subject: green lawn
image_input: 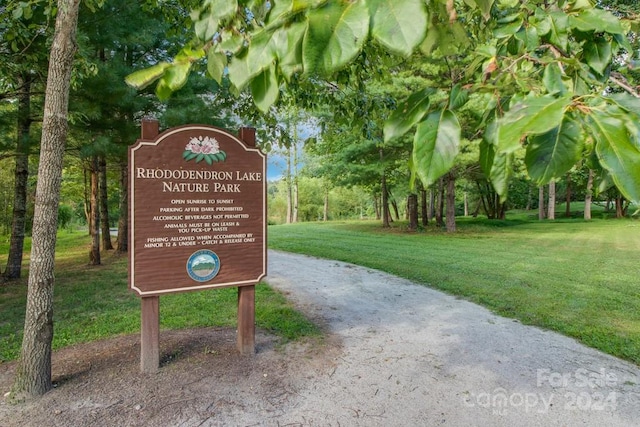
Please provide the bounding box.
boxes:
[2,214,638,365]
[0,230,320,362]
[268,215,640,364]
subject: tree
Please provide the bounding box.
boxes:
[12,0,82,398]
[0,2,51,281]
[128,0,640,208]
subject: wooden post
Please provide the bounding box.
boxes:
[237,127,257,355]
[237,285,256,354]
[139,118,160,373]
[141,296,160,373]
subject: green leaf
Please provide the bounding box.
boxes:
[525,117,584,185]
[543,63,565,95]
[268,0,327,25]
[196,153,205,163]
[383,88,432,142]
[246,29,279,78]
[204,154,213,165]
[548,11,569,51]
[227,51,251,91]
[475,0,495,21]
[207,50,227,84]
[303,0,370,75]
[125,62,170,89]
[186,152,199,161]
[369,0,427,56]
[479,138,495,178]
[583,38,611,76]
[412,110,461,188]
[159,62,192,92]
[493,16,523,38]
[569,8,625,35]
[449,84,469,110]
[497,95,572,153]
[587,111,640,203]
[514,26,539,51]
[219,29,245,54]
[607,94,640,119]
[489,150,511,202]
[183,150,192,159]
[272,21,307,79]
[251,65,280,112]
[194,14,219,41]
[218,151,227,161]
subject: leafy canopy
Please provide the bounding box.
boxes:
[126,0,640,203]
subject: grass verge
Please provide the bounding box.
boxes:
[0,230,320,362]
[268,215,640,365]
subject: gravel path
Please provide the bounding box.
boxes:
[264,250,640,426]
[2,250,639,426]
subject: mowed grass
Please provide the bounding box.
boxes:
[0,231,320,362]
[269,215,640,364]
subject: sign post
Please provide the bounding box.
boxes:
[129,119,266,372]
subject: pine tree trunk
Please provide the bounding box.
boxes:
[420,189,427,226]
[445,173,456,232]
[584,169,593,221]
[435,177,445,227]
[548,181,556,220]
[99,156,113,251]
[408,194,418,231]
[12,0,81,397]
[116,161,128,253]
[390,197,400,221]
[89,157,101,265]
[373,193,381,220]
[565,174,571,218]
[3,74,32,281]
[381,173,390,228]
[427,189,434,222]
[538,186,546,220]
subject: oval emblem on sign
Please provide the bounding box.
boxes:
[186,250,221,282]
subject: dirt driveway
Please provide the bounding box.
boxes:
[1,250,639,426]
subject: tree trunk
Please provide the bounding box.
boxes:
[285,145,292,223]
[381,173,390,228]
[548,181,556,220]
[435,177,445,227]
[525,184,532,211]
[373,193,381,220]
[292,177,298,223]
[565,174,571,218]
[615,195,625,218]
[3,74,32,281]
[390,196,400,221]
[538,186,546,220]
[323,188,329,221]
[89,157,101,265]
[463,191,468,217]
[445,173,456,232]
[99,156,113,251]
[292,142,298,223]
[420,189,427,226]
[116,161,128,253]
[12,0,81,398]
[427,189,435,223]
[408,194,418,231]
[584,169,593,221]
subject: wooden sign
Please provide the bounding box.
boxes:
[129,124,266,296]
